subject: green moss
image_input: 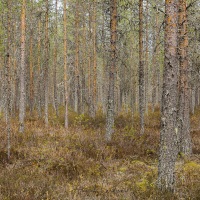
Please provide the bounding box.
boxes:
[131,160,146,166]
[184,161,200,171]
[136,178,148,192]
[119,167,127,173]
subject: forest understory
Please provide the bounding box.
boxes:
[0,106,200,200]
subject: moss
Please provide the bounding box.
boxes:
[184,161,200,172]
[131,160,145,165]
[136,178,148,192]
[119,167,127,173]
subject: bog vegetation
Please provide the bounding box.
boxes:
[0,0,200,199]
[0,107,200,199]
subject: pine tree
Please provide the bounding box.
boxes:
[158,0,179,192]
[19,0,26,133]
[106,0,117,141]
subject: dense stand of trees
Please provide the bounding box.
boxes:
[0,0,199,193]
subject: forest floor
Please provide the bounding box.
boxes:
[0,106,200,200]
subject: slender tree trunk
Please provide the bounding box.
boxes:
[63,0,68,129]
[131,61,137,122]
[19,0,26,133]
[37,14,42,118]
[92,0,97,117]
[88,9,94,117]
[145,0,149,114]
[102,2,107,114]
[5,51,11,160]
[152,7,159,112]
[53,0,58,116]
[139,0,145,134]
[5,0,11,159]
[13,23,18,116]
[44,0,49,127]
[116,72,120,113]
[195,85,199,108]
[106,0,117,141]
[191,88,195,114]
[82,8,87,114]
[29,29,34,114]
[177,0,192,155]
[157,0,179,192]
[28,0,34,114]
[74,0,80,113]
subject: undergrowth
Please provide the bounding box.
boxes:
[0,106,199,199]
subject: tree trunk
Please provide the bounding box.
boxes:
[139,0,145,134]
[82,7,87,114]
[177,0,192,156]
[44,0,49,127]
[74,0,80,113]
[88,8,94,117]
[106,0,117,141]
[19,0,26,133]
[152,7,159,112]
[13,23,18,116]
[37,14,42,118]
[63,0,68,129]
[145,0,149,114]
[157,0,179,192]
[53,0,58,116]
[102,2,107,114]
[29,28,34,114]
[5,0,12,159]
[92,0,97,118]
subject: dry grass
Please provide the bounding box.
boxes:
[0,107,199,200]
